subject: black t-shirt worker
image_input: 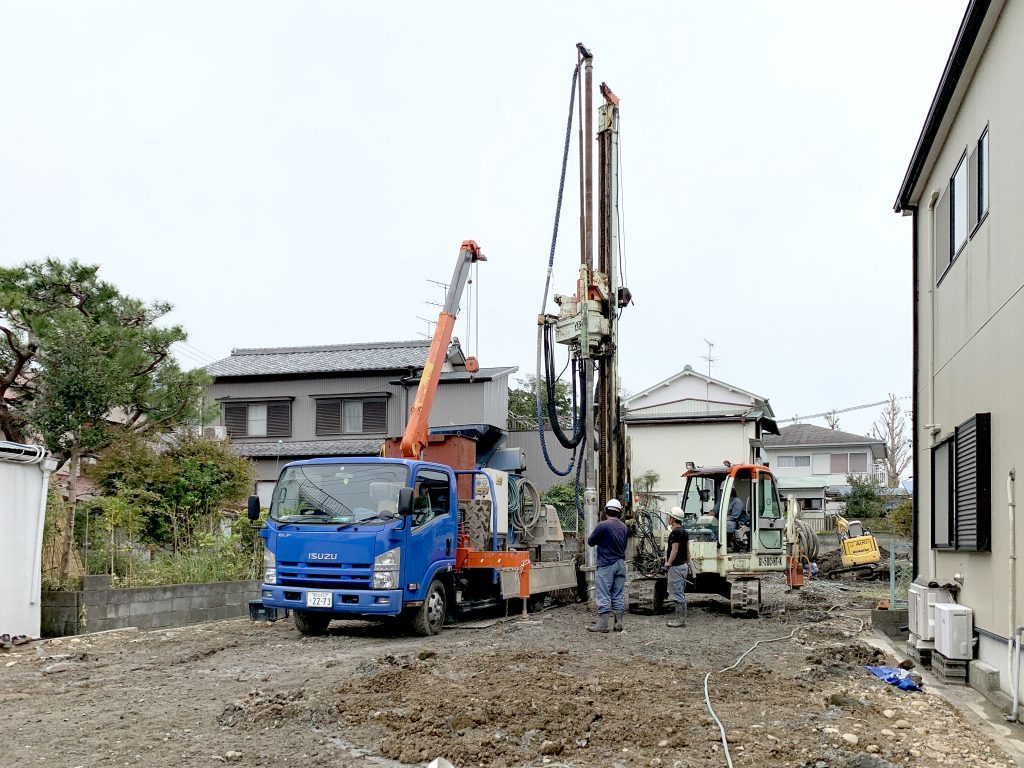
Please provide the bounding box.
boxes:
[587,499,629,633]
[665,506,692,628]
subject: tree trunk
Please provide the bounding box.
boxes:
[0,400,26,444]
[59,444,80,583]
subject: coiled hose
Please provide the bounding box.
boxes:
[794,519,820,563]
[509,478,544,536]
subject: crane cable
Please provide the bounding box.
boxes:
[535,59,582,477]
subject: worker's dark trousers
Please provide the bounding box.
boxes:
[595,559,626,615]
[667,564,688,606]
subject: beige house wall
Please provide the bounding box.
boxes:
[911,0,1024,698]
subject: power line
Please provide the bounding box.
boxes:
[778,396,911,425]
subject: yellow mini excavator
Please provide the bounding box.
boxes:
[826,516,884,579]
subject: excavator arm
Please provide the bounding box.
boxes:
[400,240,486,459]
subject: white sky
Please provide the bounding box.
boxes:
[0,1,967,439]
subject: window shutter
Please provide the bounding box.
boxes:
[830,454,847,474]
[954,413,991,551]
[316,399,342,436]
[224,404,247,438]
[848,453,868,473]
[363,400,387,433]
[267,401,292,437]
[935,184,951,279]
[968,145,980,229]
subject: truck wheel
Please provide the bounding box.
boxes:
[293,610,331,636]
[411,581,446,636]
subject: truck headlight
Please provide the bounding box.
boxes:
[264,546,276,585]
[373,548,400,590]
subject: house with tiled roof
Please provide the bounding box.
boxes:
[204,338,516,504]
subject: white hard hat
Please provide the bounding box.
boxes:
[605,499,623,511]
[669,506,685,522]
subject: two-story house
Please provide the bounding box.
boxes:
[895,0,1022,713]
[205,339,516,504]
[761,424,888,515]
[624,365,779,511]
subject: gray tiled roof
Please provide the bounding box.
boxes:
[230,438,384,458]
[762,423,883,448]
[207,340,432,378]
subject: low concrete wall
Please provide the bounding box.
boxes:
[41,575,259,637]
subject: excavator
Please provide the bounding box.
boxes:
[825,515,884,580]
[628,460,814,617]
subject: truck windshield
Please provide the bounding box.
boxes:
[270,464,410,526]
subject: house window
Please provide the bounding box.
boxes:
[316,397,387,436]
[935,183,951,279]
[970,127,989,229]
[830,452,868,475]
[247,404,267,437]
[800,498,823,512]
[930,413,991,552]
[931,439,953,549]
[968,127,990,234]
[777,455,810,468]
[223,401,291,438]
[951,153,968,256]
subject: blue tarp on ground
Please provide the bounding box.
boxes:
[865,665,922,691]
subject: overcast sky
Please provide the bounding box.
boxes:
[0,1,967,439]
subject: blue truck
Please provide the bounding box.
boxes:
[248,243,578,635]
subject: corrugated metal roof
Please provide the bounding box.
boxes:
[208,340,432,378]
[230,438,383,458]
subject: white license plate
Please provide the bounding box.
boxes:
[306,591,333,608]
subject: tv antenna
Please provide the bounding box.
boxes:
[700,339,719,409]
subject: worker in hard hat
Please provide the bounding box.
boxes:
[586,498,628,633]
[665,507,692,628]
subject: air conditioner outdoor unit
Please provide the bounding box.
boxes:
[203,426,228,441]
[908,583,954,641]
[934,603,974,660]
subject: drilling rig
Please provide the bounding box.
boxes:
[538,44,631,583]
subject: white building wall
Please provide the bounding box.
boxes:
[763,446,879,487]
[628,421,757,511]
[912,0,1024,703]
[0,446,54,638]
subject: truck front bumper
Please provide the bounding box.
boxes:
[260,584,404,616]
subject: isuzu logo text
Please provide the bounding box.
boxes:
[309,553,338,560]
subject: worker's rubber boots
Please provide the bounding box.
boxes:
[587,614,611,633]
[666,604,686,628]
[613,613,624,632]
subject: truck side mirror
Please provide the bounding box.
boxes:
[398,487,414,516]
[247,495,261,521]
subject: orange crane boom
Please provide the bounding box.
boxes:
[400,240,486,459]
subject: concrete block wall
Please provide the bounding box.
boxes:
[41,576,260,637]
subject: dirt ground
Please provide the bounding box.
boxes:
[1,576,1017,768]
